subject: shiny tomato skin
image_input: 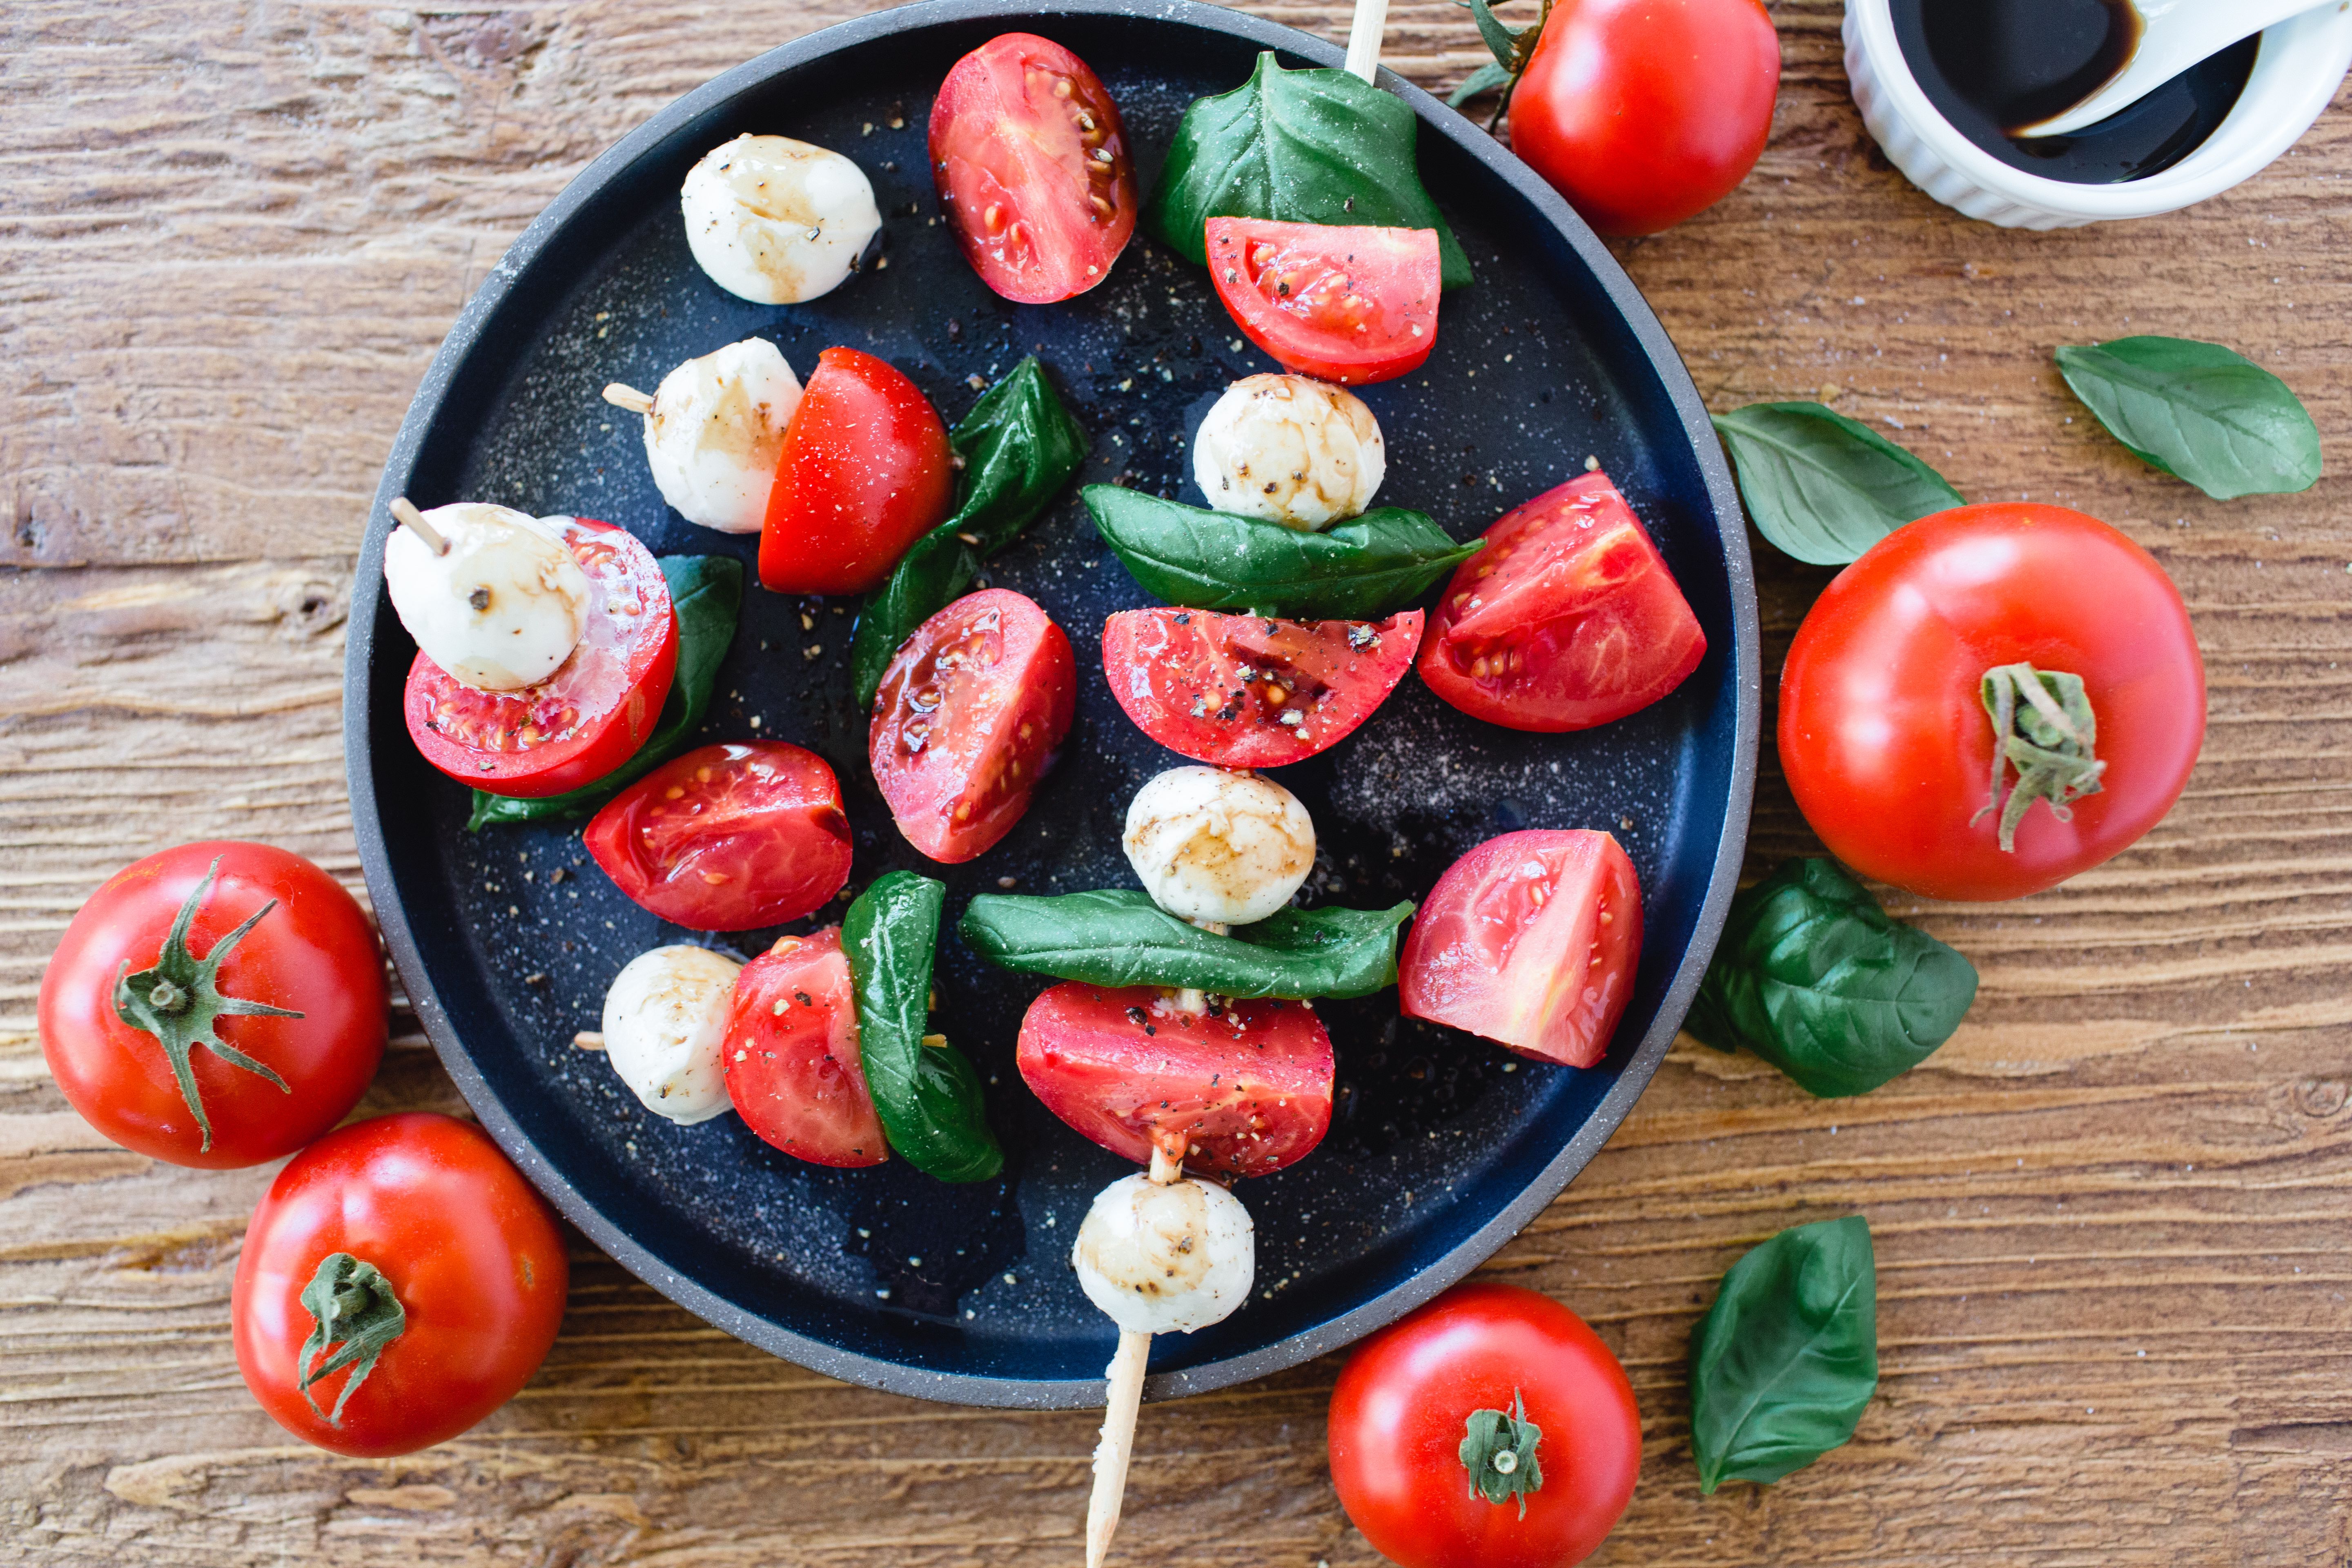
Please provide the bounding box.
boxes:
[1779,502,2205,902]
[871,589,1076,863]
[1206,218,1439,385]
[1102,607,1422,768]
[1510,0,1780,238]
[1419,472,1705,732]
[931,33,1137,303]
[231,1113,568,1458]
[1399,830,1642,1067]
[1330,1282,1641,1568]
[760,348,955,595]
[38,842,387,1169]
[403,517,677,797]
[1016,982,1334,1179]
[723,930,889,1167]
[584,742,853,931]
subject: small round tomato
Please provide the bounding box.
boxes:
[1206,218,1439,385]
[760,348,955,595]
[931,33,1137,303]
[1399,829,1642,1067]
[871,588,1075,863]
[1779,502,2205,902]
[1330,1281,1641,1568]
[1510,0,1781,237]
[231,1112,568,1458]
[1102,607,1421,768]
[1016,983,1333,1179]
[1419,472,1706,732]
[584,742,853,931]
[405,517,677,797]
[722,930,889,1167]
[39,842,386,1169]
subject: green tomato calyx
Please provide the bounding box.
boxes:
[297,1252,407,1426]
[1459,1388,1546,1517]
[1974,662,2106,852]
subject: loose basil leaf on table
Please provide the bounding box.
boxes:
[844,871,1003,1184]
[1690,1214,1879,1492]
[1084,486,1480,621]
[1712,402,1964,566]
[2054,336,2323,500]
[1686,858,1978,1098]
[959,889,1414,1000]
[1145,50,1472,291]
[466,554,744,829]
[850,356,1089,710]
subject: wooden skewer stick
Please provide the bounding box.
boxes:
[572,1031,606,1051]
[1085,1132,1187,1568]
[1173,920,1229,1016]
[1343,0,1390,83]
[389,497,449,557]
[602,382,655,415]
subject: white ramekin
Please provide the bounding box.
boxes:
[1844,0,2352,228]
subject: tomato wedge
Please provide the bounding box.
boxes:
[1016,983,1334,1178]
[931,33,1137,303]
[871,588,1075,864]
[584,742,852,931]
[1102,607,1421,767]
[1419,472,1706,732]
[1206,218,1439,386]
[759,348,954,595]
[722,930,888,1167]
[1398,829,1643,1068]
[403,517,676,797]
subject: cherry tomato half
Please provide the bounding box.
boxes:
[1206,218,1439,386]
[723,930,889,1167]
[759,348,955,595]
[584,742,853,931]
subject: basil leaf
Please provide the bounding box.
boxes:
[1686,859,1977,1099]
[844,871,1003,1184]
[1690,1215,1878,1492]
[1144,51,1472,291]
[959,889,1413,1000]
[466,555,744,829]
[1084,486,1479,620]
[2055,336,2322,500]
[1712,403,1964,566]
[851,357,1089,710]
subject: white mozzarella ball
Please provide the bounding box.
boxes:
[643,338,803,533]
[1073,1172,1255,1335]
[1192,374,1385,531]
[1124,766,1316,927]
[681,134,882,305]
[383,503,590,691]
[600,945,744,1125]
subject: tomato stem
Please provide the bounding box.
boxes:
[1973,662,2106,852]
[1458,1388,1546,1516]
[296,1252,407,1427]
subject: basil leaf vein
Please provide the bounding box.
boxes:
[2055,336,2322,500]
[844,871,1003,1184]
[958,889,1413,1000]
[1712,402,1964,566]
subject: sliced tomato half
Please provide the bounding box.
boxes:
[760,348,955,596]
[403,517,677,797]
[1206,218,1439,386]
[723,929,888,1167]
[584,742,853,931]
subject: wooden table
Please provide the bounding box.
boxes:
[5,2,2348,1562]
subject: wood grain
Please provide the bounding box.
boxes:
[4,2,2349,1564]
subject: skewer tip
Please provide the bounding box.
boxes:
[602,382,656,415]
[389,497,449,557]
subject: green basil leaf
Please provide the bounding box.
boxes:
[1084,486,1479,620]
[2055,336,2322,500]
[851,357,1089,710]
[1690,1214,1879,1492]
[843,871,1003,1184]
[1712,403,1964,566]
[1686,859,1977,1099]
[1144,51,1472,291]
[958,889,1413,1000]
[466,554,744,829]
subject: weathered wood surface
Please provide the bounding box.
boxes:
[4,0,2349,1562]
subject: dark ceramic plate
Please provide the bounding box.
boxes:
[345,0,1757,1408]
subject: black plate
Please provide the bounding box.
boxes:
[345,0,1758,1408]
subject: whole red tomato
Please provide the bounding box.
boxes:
[232,1112,569,1458]
[38,842,387,1169]
[1330,1282,1640,1568]
[1779,503,2205,902]
[1510,0,1780,237]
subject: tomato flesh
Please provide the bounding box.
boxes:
[1418,472,1705,732]
[584,742,852,931]
[722,930,889,1167]
[1399,829,1643,1067]
[403,517,677,797]
[1206,218,1439,385]
[759,347,955,595]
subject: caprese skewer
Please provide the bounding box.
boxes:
[601,339,803,535]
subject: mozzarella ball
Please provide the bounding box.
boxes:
[1073,1172,1255,1335]
[681,134,882,305]
[1123,766,1316,927]
[600,945,744,1125]
[644,338,803,533]
[383,503,590,690]
[1192,374,1385,530]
